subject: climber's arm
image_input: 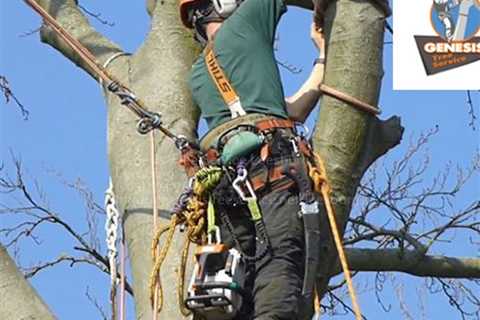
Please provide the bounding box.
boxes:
[286,25,325,123]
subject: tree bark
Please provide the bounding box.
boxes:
[107,1,199,319]
[0,244,56,320]
[35,0,198,318]
[309,0,401,316]
[35,0,123,81]
[345,249,480,278]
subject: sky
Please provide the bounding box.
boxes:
[0,1,479,320]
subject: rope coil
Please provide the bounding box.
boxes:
[149,166,223,315]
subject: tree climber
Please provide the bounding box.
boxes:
[179,0,327,319]
[433,0,460,41]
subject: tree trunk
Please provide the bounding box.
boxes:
[0,244,56,320]
[311,0,399,312]
[107,2,199,319]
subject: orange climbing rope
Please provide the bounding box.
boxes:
[308,152,362,320]
[150,131,161,320]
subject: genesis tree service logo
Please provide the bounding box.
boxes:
[414,0,480,75]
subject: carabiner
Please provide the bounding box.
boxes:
[232,167,257,202]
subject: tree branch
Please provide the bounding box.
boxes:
[0,75,29,120]
[0,244,55,320]
[339,248,480,279]
[33,0,124,81]
[285,0,391,17]
[354,116,404,179]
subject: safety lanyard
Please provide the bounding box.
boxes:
[204,42,247,119]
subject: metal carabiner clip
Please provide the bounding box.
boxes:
[232,167,257,202]
[294,121,310,138]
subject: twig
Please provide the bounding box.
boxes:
[0,75,29,120]
[466,90,477,130]
[86,286,109,320]
[0,155,134,295]
[19,27,41,38]
[78,4,115,27]
[276,59,303,74]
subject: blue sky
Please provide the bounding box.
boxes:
[1,1,479,319]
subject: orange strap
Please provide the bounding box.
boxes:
[255,118,295,131]
[205,42,246,118]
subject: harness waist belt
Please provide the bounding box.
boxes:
[200,113,294,151]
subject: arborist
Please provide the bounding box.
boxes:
[178,0,327,318]
[22,0,368,318]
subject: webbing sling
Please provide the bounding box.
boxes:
[205,42,247,118]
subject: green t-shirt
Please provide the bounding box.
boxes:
[189,0,288,130]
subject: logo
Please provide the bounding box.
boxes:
[414,0,480,75]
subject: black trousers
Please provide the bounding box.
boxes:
[214,156,307,320]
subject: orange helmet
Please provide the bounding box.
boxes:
[179,0,201,28]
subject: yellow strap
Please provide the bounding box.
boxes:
[205,42,246,118]
[247,199,262,221]
[207,196,216,234]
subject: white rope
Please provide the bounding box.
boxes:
[99,52,131,88]
[105,178,120,285]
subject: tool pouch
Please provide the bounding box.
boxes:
[220,131,264,165]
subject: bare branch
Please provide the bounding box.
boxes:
[0,75,29,120]
[85,286,109,320]
[277,58,303,74]
[340,248,480,278]
[19,27,41,38]
[23,254,93,278]
[427,278,480,319]
[466,90,477,130]
[78,4,115,27]
[0,155,134,295]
